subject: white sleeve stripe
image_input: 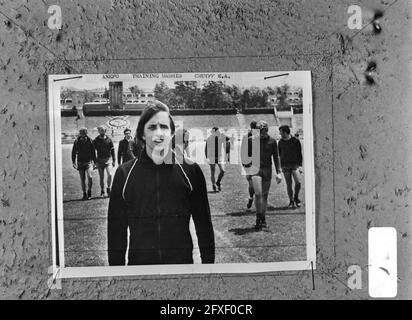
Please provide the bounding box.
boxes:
[122,159,138,201]
[172,150,193,193]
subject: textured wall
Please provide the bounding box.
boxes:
[0,0,411,299]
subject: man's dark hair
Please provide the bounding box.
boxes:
[136,101,175,144]
[212,127,219,132]
[279,125,291,135]
[79,127,87,135]
[250,121,257,129]
[124,128,131,134]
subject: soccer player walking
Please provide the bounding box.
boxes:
[205,127,228,192]
[117,128,134,165]
[93,126,116,197]
[71,128,96,200]
[241,120,258,210]
[278,125,303,208]
[108,102,215,265]
[241,121,282,229]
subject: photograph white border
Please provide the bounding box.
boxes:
[48,71,316,279]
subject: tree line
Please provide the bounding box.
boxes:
[153,81,300,111]
[61,88,109,102]
[60,81,302,111]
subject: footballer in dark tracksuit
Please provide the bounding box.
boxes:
[117,128,134,165]
[71,128,96,200]
[204,127,229,192]
[107,150,215,265]
[93,126,116,197]
[278,125,303,208]
[241,121,258,209]
[117,138,134,164]
[240,121,281,228]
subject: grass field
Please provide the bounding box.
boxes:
[61,114,306,267]
[62,113,303,143]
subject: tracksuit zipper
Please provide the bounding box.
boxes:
[156,168,162,262]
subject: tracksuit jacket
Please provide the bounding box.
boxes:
[278,136,303,168]
[117,138,134,165]
[205,133,230,163]
[71,136,96,164]
[93,135,115,161]
[107,150,215,265]
[240,133,281,173]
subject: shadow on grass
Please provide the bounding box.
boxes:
[272,205,303,211]
[63,197,109,203]
[229,226,262,236]
[268,206,305,215]
[225,210,255,217]
[272,210,305,215]
[225,209,304,217]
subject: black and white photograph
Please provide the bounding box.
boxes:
[48,71,315,278]
[3,0,412,302]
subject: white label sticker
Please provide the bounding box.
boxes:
[368,227,397,298]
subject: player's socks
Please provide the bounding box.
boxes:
[255,214,264,229]
[247,198,253,209]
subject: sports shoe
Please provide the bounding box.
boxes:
[294,198,301,208]
[106,187,111,197]
[87,190,92,200]
[288,201,296,209]
[82,192,88,201]
[255,217,264,229]
[246,198,253,210]
[216,182,221,191]
[212,184,217,192]
[100,190,106,198]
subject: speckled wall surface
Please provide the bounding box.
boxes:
[0,0,411,299]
